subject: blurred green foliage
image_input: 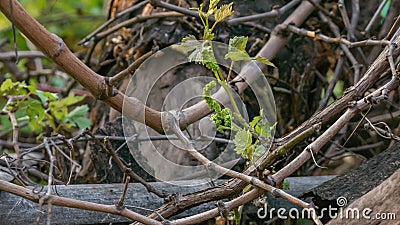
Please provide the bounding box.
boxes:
[0,0,106,50]
[1,78,91,136]
[0,1,101,139]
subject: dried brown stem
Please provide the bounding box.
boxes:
[109,47,158,86]
[103,137,165,198]
[226,0,302,25]
[95,11,184,42]
[0,50,45,60]
[0,0,164,133]
[79,0,149,45]
[364,0,390,36]
[272,69,400,184]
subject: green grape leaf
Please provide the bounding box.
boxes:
[225,36,252,62]
[254,56,276,67]
[65,104,91,130]
[251,109,276,139]
[61,94,85,106]
[228,36,248,52]
[233,130,252,157]
[225,51,252,62]
[70,116,91,130]
[0,79,27,95]
[35,90,58,103]
[26,99,45,121]
[49,102,68,120]
[67,105,89,118]
[29,119,44,133]
[46,113,57,131]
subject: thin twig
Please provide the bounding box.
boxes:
[364,119,400,142]
[363,0,390,37]
[150,0,200,19]
[350,0,360,32]
[316,53,344,112]
[318,12,363,82]
[117,176,131,207]
[0,50,45,60]
[271,64,400,184]
[282,23,391,49]
[1,98,22,165]
[226,0,302,25]
[0,157,64,184]
[338,0,354,40]
[163,112,322,225]
[305,0,335,20]
[20,133,232,154]
[95,12,184,42]
[0,179,162,225]
[386,15,400,40]
[103,137,165,198]
[109,47,158,86]
[79,0,149,46]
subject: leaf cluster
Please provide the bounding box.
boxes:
[0,78,91,136]
[178,1,277,162]
[202,81,232,131]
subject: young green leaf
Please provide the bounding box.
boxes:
[229,36,248,52]
[35,90,58,103]
[66,105,89,119]
[225,36,252,62]
[70,116,91,130]
[214,3,233,23]
[249,115,261,128]
[254,56,276,67]
[26,99,45,121]
[225,50,252,62]
[64,104,91,129]
[233,129,252,157]
[0,78,13,93]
